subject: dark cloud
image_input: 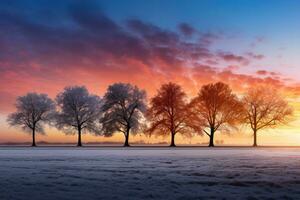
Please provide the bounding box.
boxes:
[128,19,179,45]
[256,70,280,76]
[256,70,268,75]
[217,52,250,65]
[246,52,264,60]
[0,1,152,69]
[178,23,196,37]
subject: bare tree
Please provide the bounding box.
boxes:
[147,82,191,147]
[7,93,56,146]
[100,83,147,147]
[190,82,244,147]
[55,86,102,146]
[242,87,293,147]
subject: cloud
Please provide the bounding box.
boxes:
[256,70,280,76]
[178,23,196,37]
[199,32,221,46]
[217,52,250,65]
[257,70,268,76]
[246,52,265,60]
[0,0,296,114]
[249,36,266,48]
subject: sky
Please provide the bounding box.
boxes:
[1,0,300,145]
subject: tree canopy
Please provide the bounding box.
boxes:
[7,93,56,146]
[100,83,147,146]
[55,86,102,146]
[190,82,244,147]
[147,82,192,146]
[242,87,293,146]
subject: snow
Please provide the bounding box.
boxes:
[0,147,300,199]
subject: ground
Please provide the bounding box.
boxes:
[0,147,300,200]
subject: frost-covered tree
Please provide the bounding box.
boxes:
[100,83,147,147]
[7,93,56,146]
[147,82,191,147]
[55,86,102,146]
[242,87,293,146]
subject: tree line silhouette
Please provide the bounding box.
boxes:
[7,82,293,147]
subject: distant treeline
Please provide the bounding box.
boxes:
[7,82,293,147]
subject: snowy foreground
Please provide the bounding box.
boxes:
[1,147,300,200]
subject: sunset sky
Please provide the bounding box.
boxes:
[1,0,300,145]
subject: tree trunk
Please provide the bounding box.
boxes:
[208,128,214,147]
[32,127,36,147]
[124,128,130,147]
[170,132,176,147]
[253,129,257,147]
[77,127,82,147]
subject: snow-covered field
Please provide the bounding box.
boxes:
[0,147,300,200]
